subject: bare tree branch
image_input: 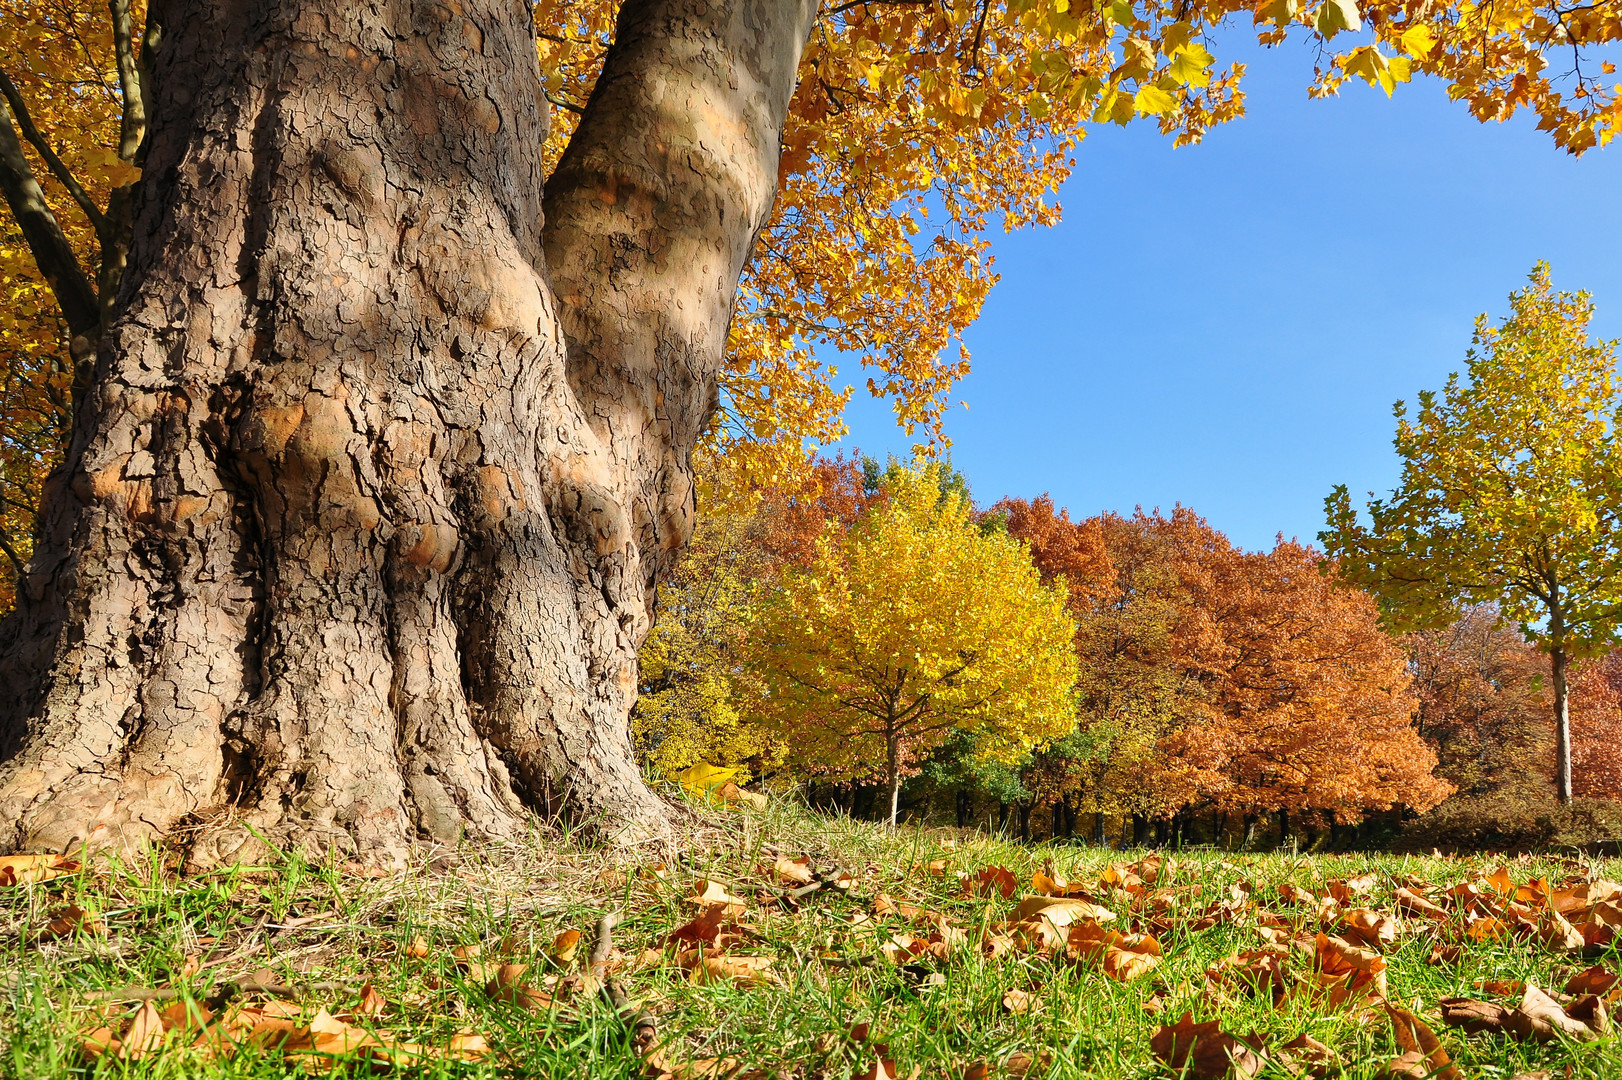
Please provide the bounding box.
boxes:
[0,67,109,241]
[109,0,146,162]
[0,83,100,337]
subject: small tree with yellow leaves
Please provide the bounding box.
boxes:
[749,462,1078,826]
[1325,264,1622,804]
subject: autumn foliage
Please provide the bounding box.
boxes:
[999,499,1452,830]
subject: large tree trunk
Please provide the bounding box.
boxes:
[0,0,816,863]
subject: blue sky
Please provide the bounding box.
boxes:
[828,36,1622,554]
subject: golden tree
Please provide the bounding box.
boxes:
[1325,264,1622,804]
[749,461,1078,826]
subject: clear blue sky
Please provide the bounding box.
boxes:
[829,37,1622,554]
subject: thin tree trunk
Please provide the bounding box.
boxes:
[886,732,902,828]
[1277,809,1290,848]
[1093,812,1105,846]
[956,787,971,829]
[1017,800,1032,842]
[1132,813,1147,847]
[1243,814,1257,848]
[0,0,818,862]
[1552,643,1573,804]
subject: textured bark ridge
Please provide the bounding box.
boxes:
[0,0,816,863]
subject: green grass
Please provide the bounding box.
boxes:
[4,799,1621,1079]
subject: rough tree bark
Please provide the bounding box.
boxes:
[0,0,817,862]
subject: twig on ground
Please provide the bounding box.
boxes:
[592,911,657,1054]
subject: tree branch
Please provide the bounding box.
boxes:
[0,67,109,241]
[109,0,146,162]
[0,83,100,337]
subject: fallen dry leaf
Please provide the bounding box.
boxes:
[485,963,556,1011]
[1565,965,1619,997]
[347,982,383,1019]
[1009,895,1115,927]
[774,857,816,886]
[688,879,749,913]
[44,904,105,938]
[405,935,431,959]
[550,929,583,963]
[1504,982,1604,1043]
[968,866,1019,899]
[0,853,80,887]
[1439,997,1511,1034]
[1384,1002,1460,1080]
[1149,1013,1263,1079]
[1341,908,1399,950]
[1274,1033,1337,1077]
[121,1001,166,1061]
[690,954,774,986]
[1394,887,1447,919]
[1001,988,1032,1014]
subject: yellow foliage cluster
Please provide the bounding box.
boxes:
[748,461,1079,823]
[632,496,783,785]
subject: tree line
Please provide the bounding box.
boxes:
[641,266,1622,843]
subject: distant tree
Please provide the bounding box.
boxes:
[1405,606,1554,800]
[1188,539,1453,824]
[749,461,1078,826]
[633,454,878,780]
[1325,264,1622,803]
[1571,651,1622,800]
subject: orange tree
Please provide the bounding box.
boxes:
[1003,498,1449,836]
[8,0,1622,609]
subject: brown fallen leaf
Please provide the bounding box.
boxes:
[1341,908,1400,950]
[1439,997,1511,1034]
[1536,908,1586,953]
[1068,922,1162,982]
[1465,916,1509,942]
[1426,944,1463,967]
[1205,946,1290,1004]
[1150,1013,1263,1079]
[0,853,80,887]
[774,857,816,886]
[43,904,105,938]
[1274,1033,1337,1078]
[1001,988,1032,1014]
[355,981,386,1018]
[968,866,1019,899]
[1009,895,1115,926]
[550,929,583,963]
[405,935,431,959]
[1504,982,1603,1043]
[1002,1050,1054,1077]
[121,1001,166,1061]
[690,954,774,986]
[1394,887,1447,919]
[1384,1002,1459,1080]
[485,963,556,1011]
[855,1059,898,1080]
[1564,965,1619,997]
[688,880,749,913]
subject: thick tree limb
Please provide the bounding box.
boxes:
[0,69,109,242]
[109,0,146,162]
[542,0,820,567]
[0,84,99,337]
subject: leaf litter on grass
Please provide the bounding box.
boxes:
[10,808,1622,1078]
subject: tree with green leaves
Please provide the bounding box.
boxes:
[1324,264,1622,804]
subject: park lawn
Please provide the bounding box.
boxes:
[3,798,1621,1079]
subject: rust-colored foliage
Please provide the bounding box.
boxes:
[1002,499,1450,824]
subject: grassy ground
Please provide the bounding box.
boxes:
[3,797,1620,1079]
